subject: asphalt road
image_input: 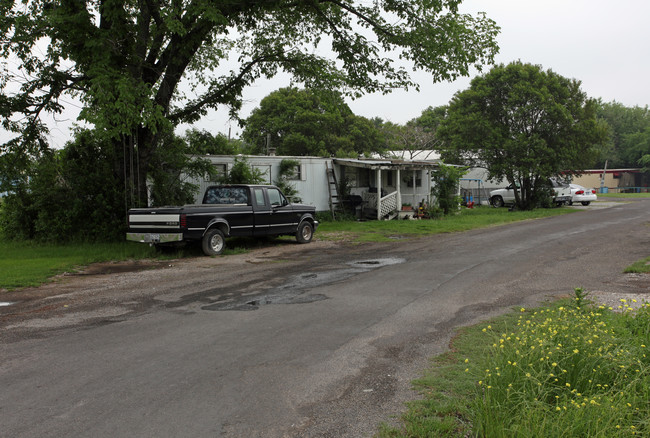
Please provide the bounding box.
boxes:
[1,200,649,437]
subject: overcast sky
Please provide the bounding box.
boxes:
[187,0,650,140]
[4,0,650,147]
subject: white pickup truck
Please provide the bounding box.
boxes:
[490,180,572,208]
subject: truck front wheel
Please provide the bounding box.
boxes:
[202,228,226,256]
[295,221,313,244]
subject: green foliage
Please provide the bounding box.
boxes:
[430,164,467,215]
[274,159,300,201]
[219,156,264,185]
[439,62,604,210]
[148,132,218,206]
[0,187,36,241]
[640,154,650,173]
[624,256,650,274]
[2,0,499,211]
[1,131,126,242]
[183,129,242,155]
[0,129,218,242]
[572,287,590,308]
[596,102,650,168]
[317,206,574,243]
[0,240,169,290]
[380,106,447,159]
[471,302,650,437]
[242,87,387,157]
[380,298,650,437]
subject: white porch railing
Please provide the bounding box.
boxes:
[362,190,398,219]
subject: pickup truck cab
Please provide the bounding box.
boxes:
[126,185,318,255]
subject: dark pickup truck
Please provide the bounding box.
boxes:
[126,184,318,255]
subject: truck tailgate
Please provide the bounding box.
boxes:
[127,209,184,244]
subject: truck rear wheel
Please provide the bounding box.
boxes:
[295,221,313,244]
[202,228,226,256]
[491,196,504,208]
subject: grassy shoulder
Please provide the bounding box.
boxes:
[625,257,650,274]
[0,240,169,290]
[318,206,575,243]
[0,206,575,290]
[378,291,650,437]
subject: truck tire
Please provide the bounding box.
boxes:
[491,196,504,208]
[581,201,591,206]
[295,221,313,244]
[202,228,226,256]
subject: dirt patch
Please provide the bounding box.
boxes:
[0,239,350,333]
[589,273,650,310]
[0,259,172,302]
[70,259,171,276]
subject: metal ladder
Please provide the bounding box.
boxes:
[325,161,338,219]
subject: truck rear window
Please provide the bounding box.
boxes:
[203,187,250,205]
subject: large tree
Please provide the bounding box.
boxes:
[380,105,447,159]
[242,87,384,156]
[439,62,603,210]
[595,102,650,168]
[0,0,499,206]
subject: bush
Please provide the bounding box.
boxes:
[430,164,466,215]
[274,159,301,202]
[219,156,265,184]
[1,131,126,242]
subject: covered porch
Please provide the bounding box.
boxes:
[333,158,442,220]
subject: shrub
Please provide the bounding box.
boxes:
[219,156,265,184]
[430,164,466,215]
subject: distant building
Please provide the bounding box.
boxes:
[571,169,649,193]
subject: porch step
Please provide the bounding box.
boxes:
[385,211,399,221]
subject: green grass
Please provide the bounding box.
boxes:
[598,192,650,198]
[318,206,575,243]
[0,240,171,290]
[625,257,650,274]
[378,291,650,437]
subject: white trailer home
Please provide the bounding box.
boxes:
[191,154,442,220]
[191,155,333,210]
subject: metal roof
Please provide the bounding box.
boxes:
[333,158,442,170]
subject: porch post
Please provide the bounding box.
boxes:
[412,170,416,204]
[396,168,401,210]
[427,169,432,205]
[376,168,382,220]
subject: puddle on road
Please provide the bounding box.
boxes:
[349,258,404,268]
[202,257,405,311]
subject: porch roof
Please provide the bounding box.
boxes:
[333,158,442,171]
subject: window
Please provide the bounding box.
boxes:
[404,171,422,187]
[287,164,302,180]
[358,168,370,187]
[254,188,266,207]
[203,187,250,205]
[267,188,286,206]
[206,164,227,182]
